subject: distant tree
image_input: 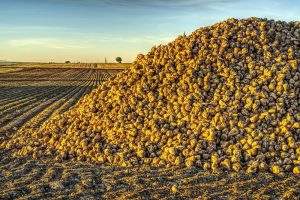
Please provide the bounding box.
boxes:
[105,57,107,63]
[115,57,122,63]
[65,61,71,64]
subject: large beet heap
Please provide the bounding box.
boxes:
[3,18,300,174]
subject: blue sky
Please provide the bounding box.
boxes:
[0,0,299,63]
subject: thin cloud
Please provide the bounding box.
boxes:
[46,0,241,8]
[111,35,176,44]
[104,0,239,7]
[0,26,71,34]
[9,38,91,49]
[7,34,176,50]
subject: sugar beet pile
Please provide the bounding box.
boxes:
[2,18,300,174]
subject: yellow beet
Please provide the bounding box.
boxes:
[232,163,241,172]
[293,166,300,174]
[272,166,281,174]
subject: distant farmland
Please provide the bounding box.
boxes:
[0,62,131,70]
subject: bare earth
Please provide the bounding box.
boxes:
[0,68,299,199]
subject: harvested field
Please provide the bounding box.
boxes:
[0,68,299,200]
[0,68,116,134]
[0,67,23,74]
[0,148,300,199]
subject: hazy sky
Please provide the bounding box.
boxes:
[0,0,300,63]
